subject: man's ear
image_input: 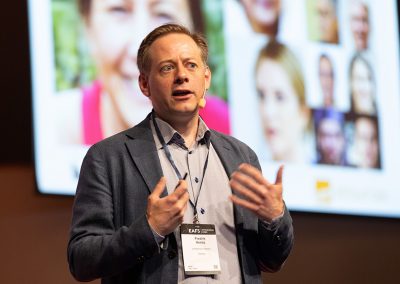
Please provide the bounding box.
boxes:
[139,73,150,97]
[205,66,212,90]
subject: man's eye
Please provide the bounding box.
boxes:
[161,65,174,72]
[187,62,197,69]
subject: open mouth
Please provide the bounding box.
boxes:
[172,90,193,97]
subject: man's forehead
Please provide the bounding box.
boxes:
[150,33,200,56]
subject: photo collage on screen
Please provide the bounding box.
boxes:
[307,0,380,169]
[226,0,381,170]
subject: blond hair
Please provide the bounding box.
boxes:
[255,40,306,106]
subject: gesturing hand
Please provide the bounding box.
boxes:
[229,164,284,222]
[147,177,189,236]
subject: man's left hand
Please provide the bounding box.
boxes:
[229,163,284,222]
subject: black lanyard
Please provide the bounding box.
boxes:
[152,111,209,223]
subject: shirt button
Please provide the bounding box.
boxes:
[189,151,193,154]
[194,177,199,183]
[275,235,282,246]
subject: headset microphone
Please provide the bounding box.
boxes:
[199,89,207,108]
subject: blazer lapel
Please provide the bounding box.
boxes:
[124,116,167,197]
[210,131,246,226]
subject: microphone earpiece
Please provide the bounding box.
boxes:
[199,98,206,108]
[199,89,207,108]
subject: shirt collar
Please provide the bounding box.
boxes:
[152,115,210,150]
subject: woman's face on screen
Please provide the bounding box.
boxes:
[256,58,307,161]
[86,0,193,88]
[354,117,378,168]
[241,0,281,35]
[351,58,375,114]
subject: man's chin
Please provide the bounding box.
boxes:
[173,104,199,114]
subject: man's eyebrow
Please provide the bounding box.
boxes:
[157,57,199,65]
[157,59,175,66]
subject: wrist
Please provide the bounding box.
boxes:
[147,214,164,237]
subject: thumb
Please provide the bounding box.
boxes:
[150,177,167,198]
[275,165,284,185]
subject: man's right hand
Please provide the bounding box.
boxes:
[147,177,189,236]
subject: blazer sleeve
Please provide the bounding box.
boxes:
[67,143,160,281]
[248,147,294,272]
[257,204,294,272]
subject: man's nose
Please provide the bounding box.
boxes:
[174,65,189,84]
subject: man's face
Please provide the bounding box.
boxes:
[317,118,345,164]
[139,33,211,122]
[350,1,370,51]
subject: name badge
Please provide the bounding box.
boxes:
[180,223,221,275]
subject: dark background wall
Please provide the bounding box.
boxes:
[1,1,399,283]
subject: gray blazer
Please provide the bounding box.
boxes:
[68,114,294,284]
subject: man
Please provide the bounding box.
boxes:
[68,24,293,283]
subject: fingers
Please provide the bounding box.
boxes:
[234,163,284,188]
[229,163,284,205]
[230,177,264,204]
[230,194,259,212]
[173,186,190,211]
[230,164,285,221]
[236,164,271,187]
[147,177,189,236]
[173,180,188,198]
[150,177,167,198]
[163,179,189,208]
[230,164,268,200]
